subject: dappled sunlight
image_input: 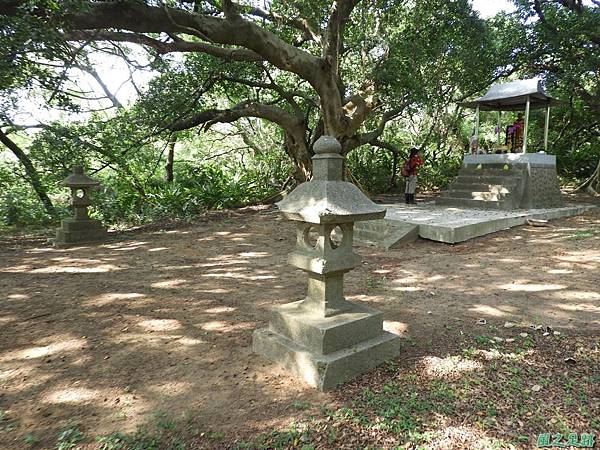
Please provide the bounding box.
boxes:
[200,320,254,332]
[555,303,600,313]
[469,304,516,317]
[146,381,193,397]
[44,387,101,404]
[421,355,483,379]
[29,264,121,273]
[0,363,36,382]
[0,264,36,273]
[1,371,55,394]
[205,306,237,313]
[239,251,270,258]
[0,338,87,362]
[498,282,566,292]
[556,291,600,301]
[426,425,508,450]
[151,278,188,289]
[497,257,522,263]
[425,274,446,282]
[0,315,17,324]
[160,264,195,270]
[88,292,146,307]
[206,267,246,273]
[475,348,534,360]
[554,250,600,264]
[1,204,598,449]
[137,318,182,332]
[392,286,422,292]
[198,260,250,267]
[202,272,277,280]
[176,337,208,346]
[547,268,573,274]
[390,274,419,284]
[383,320,408,335]
[196,288,234,294]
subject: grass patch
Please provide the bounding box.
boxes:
[233,334,600,449]
[564,226,600,240]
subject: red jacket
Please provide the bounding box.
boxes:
[408,155,424,176]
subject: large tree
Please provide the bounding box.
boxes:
[510,0,600,192]
[1,0,501,182]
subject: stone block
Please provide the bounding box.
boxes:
[253,326,400,390]
[54,219,108,246]
[268,300,385,355]
[354,219,419,250]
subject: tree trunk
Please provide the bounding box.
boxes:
[165,133,176,183]
[0,128,57,218]
[283,128,312,182]
[389,150,399,191]
[576,157,600,194]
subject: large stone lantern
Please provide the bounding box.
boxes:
[54,166,108,246]
[253,136,400,390]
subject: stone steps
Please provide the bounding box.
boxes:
[354,219,419,250]
[440,189,513,201]
[454,175,521,185]
[451,182,513,192]
[459,167,524,176]
[436,164,526,210]
[435,196,517,210]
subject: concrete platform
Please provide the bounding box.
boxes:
[368,202,594,244]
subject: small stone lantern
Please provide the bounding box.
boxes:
[253,136,400,390]
[54,166,108,246]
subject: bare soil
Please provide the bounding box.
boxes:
[0,197,599,449]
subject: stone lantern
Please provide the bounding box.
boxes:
[253,136,400,390]
[54,166,108,246]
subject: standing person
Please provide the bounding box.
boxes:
[403,147,424,205]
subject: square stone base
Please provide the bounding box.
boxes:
[253,300,400,390]
[54,219,108,246]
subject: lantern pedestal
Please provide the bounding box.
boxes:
[252,136,400,391]
[55,218,108,246]
[253,301,399,390]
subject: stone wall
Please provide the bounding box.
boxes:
[521,164,564,209]
[462,153,564,209]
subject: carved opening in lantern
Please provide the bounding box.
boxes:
[75,189,85,199]
[302,225,319,249]
[329,225,344,249]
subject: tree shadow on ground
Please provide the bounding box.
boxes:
[0,204,598,449]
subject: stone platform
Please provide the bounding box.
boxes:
[437,153,563,210]
[356,202,593,245]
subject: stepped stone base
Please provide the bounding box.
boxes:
[54,218,108,246]
[436,153,563,210]
[354,219,419,249]
[253,300,400,390]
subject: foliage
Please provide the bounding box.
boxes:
[0,0,599,229]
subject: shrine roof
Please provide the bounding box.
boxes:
[459,79,561,111]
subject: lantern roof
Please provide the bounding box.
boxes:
[459,79,562,111]
[60,166,100,188]
[277,136,386,224]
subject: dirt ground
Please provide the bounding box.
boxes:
[0,196,599,449]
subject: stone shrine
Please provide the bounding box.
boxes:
[438,79,564,210]
[54,166,108,246]
[252,136,400,390]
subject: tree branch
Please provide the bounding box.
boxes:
[66,31,263,62]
